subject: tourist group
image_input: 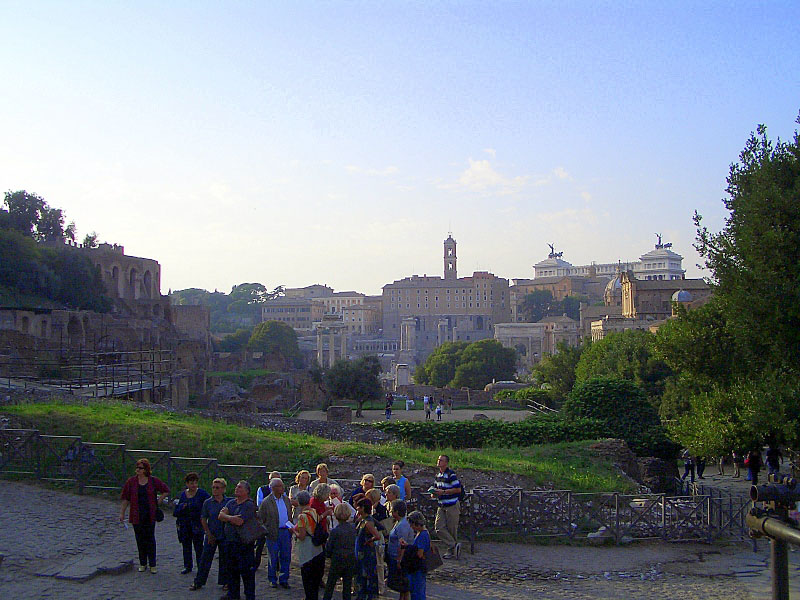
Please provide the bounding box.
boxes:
[119,456,463,600]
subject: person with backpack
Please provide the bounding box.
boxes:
[431,455,461,559]
[293,490,326,600]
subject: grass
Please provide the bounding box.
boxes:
[2,402,636,493]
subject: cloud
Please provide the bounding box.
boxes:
[440,158,528,195]
[553,167,570,180]
[344,164,399,176]
[580,191,592,201]
[483,148,496,157]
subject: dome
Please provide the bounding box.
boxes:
[672,289,693,303]
[605,276,622,294]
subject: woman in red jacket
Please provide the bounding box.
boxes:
[120,458,170,573]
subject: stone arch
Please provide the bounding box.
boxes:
[21,315,30,334]
[143,270,153,299]
[111,265,122,298]
[129,268,138,300]
[67,315,84,345]
[515,343,527,356]
[39,318,48,338]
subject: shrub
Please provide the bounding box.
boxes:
[562,377,678,459]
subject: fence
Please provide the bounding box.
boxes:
[0,428,751,550]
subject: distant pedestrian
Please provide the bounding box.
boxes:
[747,449,763,485]
[175,472,210,574]
[717,455,725,476]
[424,397,431,421]
[732,451,744,478]
[696,457,706,480]
[120,458,170,574]
[766,445,783,475]
[385,400,392,421]
[680,449,695,483]
[446,398,453,414]
[435,404,442,421]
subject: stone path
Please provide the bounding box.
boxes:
[296,408,528,423]
[1,479,797,599]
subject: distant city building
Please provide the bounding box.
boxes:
[621,272,711,321]
[284,284,334,299]
[261,297,325,332]
[494,314,579,369]
[533,236,686,282]
[382,235,511,364]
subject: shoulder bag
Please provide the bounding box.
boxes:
[239,508,268,545]
[424,543,443,571]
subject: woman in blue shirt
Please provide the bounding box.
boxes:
[174,472,210,574]
[400,511,430,600]
[391,461,412,501]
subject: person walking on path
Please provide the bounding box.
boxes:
[766,445,784,475]
[175,472,210,575]
[323,502,357,600]
[431,454,461,559]
[191,478,231,591]
[747,449,763,485]
[257,478,293,589]
[423,396,431,421]
[732,450,743,478]
[119,458,170,574]
[218,481,257,600]
[696,457,707,480]
[680,449,695,483]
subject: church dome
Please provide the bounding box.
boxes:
[605,276,622,294]
[672,289,693,303]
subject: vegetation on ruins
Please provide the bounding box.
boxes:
[529,341,583,402]
[0,190,110,311]
[171,283,284,333]
[414,339,516,389]
[2,402,636,492]
[519,290,587,322]
[324,356,383,417]
[247,320,301,366]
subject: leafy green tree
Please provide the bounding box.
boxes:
[82,232,99,248]
[520,290,555,322]
[218,328,253,352]
[563,377,677,458]
[560,295,588,321]
[3,190,46,236]
[324,356,382,417]
[575,330,671,407]
[248,320,300,366]
[531,341,583,401]
[413,341,468,386]
[451,339,517,389]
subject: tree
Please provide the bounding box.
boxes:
[575,330,671,407]
[560,295,588,321]
[3,190,45,236]
[531,341,583,401]
[520,290,555,322]
[218,328,253,352]
[247,320,300,366]
[324,356,382,417]
[451,339,516,389]
[413,341,468,386]
[82,231,99,248]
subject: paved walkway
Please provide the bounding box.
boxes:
[296,408,528,423]
[1,480,796,599]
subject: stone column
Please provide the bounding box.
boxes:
[329,331,336,367]
[317,330,324,366]
[340,330,347,361]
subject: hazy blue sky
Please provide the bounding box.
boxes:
[2,2,798,294]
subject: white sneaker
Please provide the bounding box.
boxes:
[138,565,147,572]
[150,567,158,574]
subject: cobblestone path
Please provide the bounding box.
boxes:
[0,480,789,599]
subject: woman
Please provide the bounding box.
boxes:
[289,469,312,520]
[349,474,376,505]
[391,462,412,501]
[354,498,381,600]
[386,500,414,600]
[120,458,170,573]
[293,490,325,600]
[328,484,357,527]
[312,482,335,531]
[175,472,210,574]
[365,489,388,595]
[400,511,430,600]
[310,463,339,494]
[366,488,388,522]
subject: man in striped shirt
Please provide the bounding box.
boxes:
[432,454,461,559]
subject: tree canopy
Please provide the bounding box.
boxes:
[172,284,284,333]
[324,356,382,417]
[247,320,300,366]
[414,339,516,389]
[519,290,587,322]
[530,341,583,401]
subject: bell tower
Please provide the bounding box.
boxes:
[444,234,457,280]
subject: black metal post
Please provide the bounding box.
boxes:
[772,537,789,600]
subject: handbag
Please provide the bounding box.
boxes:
[309,512,329,547]
[155,507,165,522]
[424,544,443,572]
[239,515,267,545]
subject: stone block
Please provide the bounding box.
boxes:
[327,406,352,423]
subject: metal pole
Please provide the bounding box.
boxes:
[771,537,789,600]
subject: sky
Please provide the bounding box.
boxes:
[1,1,798,295]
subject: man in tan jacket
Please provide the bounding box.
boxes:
[257,478,293,588]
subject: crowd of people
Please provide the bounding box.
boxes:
[680,445,790,486]
[119,455,464,600]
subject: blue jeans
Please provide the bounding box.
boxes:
[408,569,426,600]
[194,537,229,587]
[267,528,292,584]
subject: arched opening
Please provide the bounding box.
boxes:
[515,343,527,356]
[129,268,138,300]
[39,319,48,338]
[143,270,152,299]
[67,316,83,345]
[21,316,30,334]
[111,265,121,297]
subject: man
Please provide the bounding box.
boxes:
[257,478,293,589]
[767,445,784,476]
[190,478,230,591]
[431,454,461,559]
[218,481,257,600]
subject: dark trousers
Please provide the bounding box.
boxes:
[323,560,354,600]
[133,523,157,567]
[681,463,695,483]
[267,529,292,584]
[301,552,326,600]
[225,541,256,600]
[195,538,229,588]
[752,470,760,485]
[182,531,205,570]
